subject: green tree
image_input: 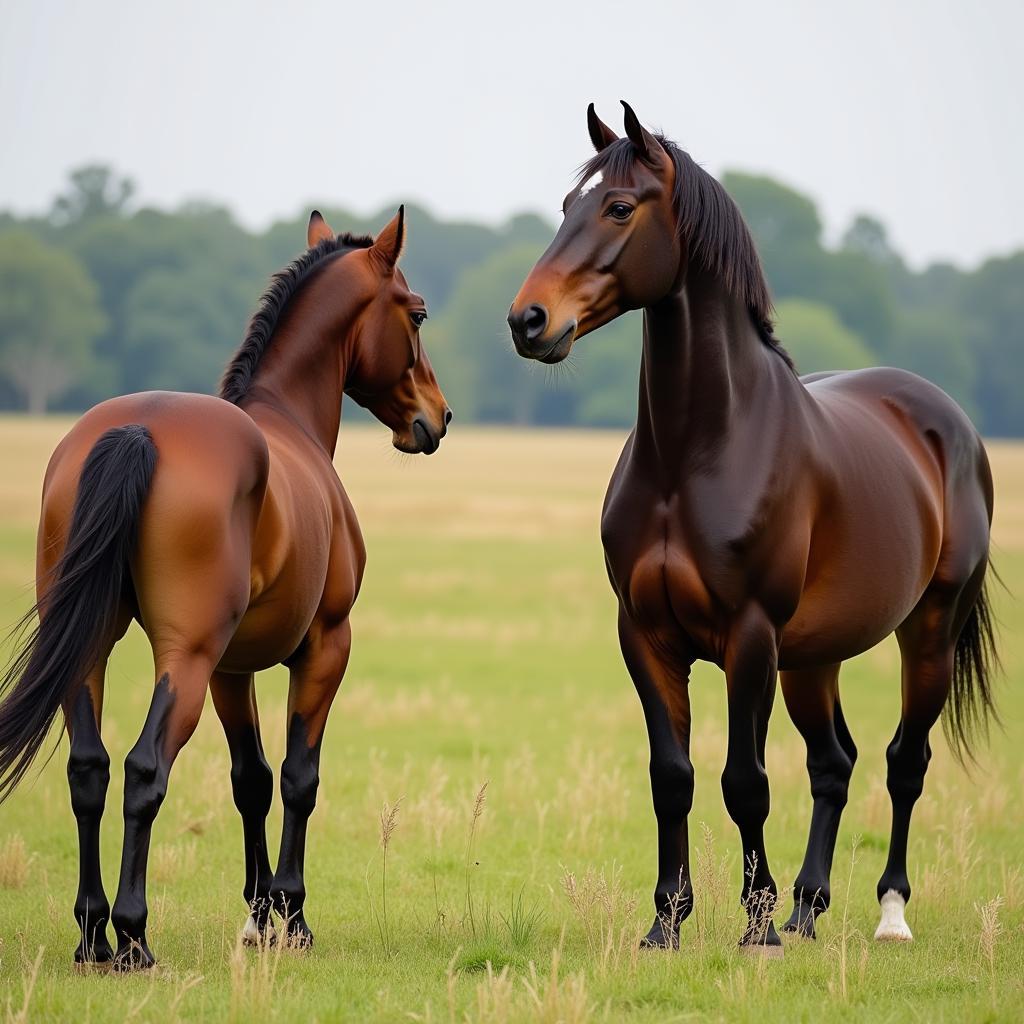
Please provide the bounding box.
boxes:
[774,299,876,374]
[887,310,977,418]
[50,165,134,228]
[0,231,107,412]
[959,252,1024,435]
[433,245,549,424]
[841,214,902,268]
[68,204,265,398]
[816,249,897,354]
[722,172,825,300]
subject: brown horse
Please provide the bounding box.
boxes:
[0,208,450,970]
[509,103,998,955]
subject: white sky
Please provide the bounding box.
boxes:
[1,0,1021,268]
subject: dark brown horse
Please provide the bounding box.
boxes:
[509,103,998,955]
[0,208,450,970]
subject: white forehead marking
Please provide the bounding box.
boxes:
[578,169,603,197]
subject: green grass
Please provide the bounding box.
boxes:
[0,419,1021,1022]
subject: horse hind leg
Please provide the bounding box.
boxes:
[65,605,131,968]
[875,565,984,942]
[66,667,114,967]
[210,670,275,945]
[271,617,352,949]
[780,663,856,940]
[110,650,219,970]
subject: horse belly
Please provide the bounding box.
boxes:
[780,496,940,668]
[217,591,322,673]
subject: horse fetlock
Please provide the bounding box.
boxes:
[73,918,114,964]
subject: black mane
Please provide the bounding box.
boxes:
[219,232,374,404]
[577,136,793,369]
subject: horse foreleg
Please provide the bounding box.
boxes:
[211,671,275,944]
[779,664,856,939]
[271,617,351,949]
[619,612,695,949]
[721,606,783,957]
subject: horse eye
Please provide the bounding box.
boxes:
[606,202,634,221]
[410,311,428,327]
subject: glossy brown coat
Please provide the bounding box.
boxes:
[509,104,997,953]
[2,210,449,968]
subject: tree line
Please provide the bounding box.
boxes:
[0,165,1021,435]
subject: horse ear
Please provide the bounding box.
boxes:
[307,210,334,247]
[371,205,405,270]
[587,103,618,152]
[620,100,664,167]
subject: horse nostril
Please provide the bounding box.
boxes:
[444,408,453,426]
[523,304,548,340]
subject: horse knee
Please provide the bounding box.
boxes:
[123,748,166,823]
[280,755,318,817]
[68,748,110,819]
[650,752,694,820]
[885,736,930,803]
[721,764,769,825]
[231,756,273,818]
[808,748,853,806]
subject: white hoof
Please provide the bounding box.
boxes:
[874,890,913,942]
[241,915,276,947]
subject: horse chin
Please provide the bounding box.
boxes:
[392,421,439,455]
[535,327,577,364]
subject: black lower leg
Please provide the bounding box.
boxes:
[642,749,695,948]
[723,620,781,952]
[66,687,113,964]
[271,714,320,946]
[228,728,274,933]
[723,765,781,949]
[111,676,176,970]
[783,719,856,939]
[877,723,929,904]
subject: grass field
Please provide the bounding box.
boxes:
[0,418,1021,1023]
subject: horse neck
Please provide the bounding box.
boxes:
[243,279,358,457]
[635,270,795,478]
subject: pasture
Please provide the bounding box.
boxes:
[0,418,1020,1022]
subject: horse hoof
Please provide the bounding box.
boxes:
[73,959,113,975]
[740,941,785,960]
[112,941,156,973]
[282,916,314,951]
[241,915,277,948]
[874,890,913,942]
[781,905,817,940]
[639,918,679,950]
[740,920,784,958]
[74,936,114,970]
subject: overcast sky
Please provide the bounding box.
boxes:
[1,0,1021,268]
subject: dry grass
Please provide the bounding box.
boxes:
[0,423,1020,1022]
[0,836,29,891]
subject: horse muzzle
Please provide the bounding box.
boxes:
[507,304,577,364]
[394,409,451,455]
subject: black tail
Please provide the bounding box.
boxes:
[944,568,1002,764]
[0,424,156,802]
